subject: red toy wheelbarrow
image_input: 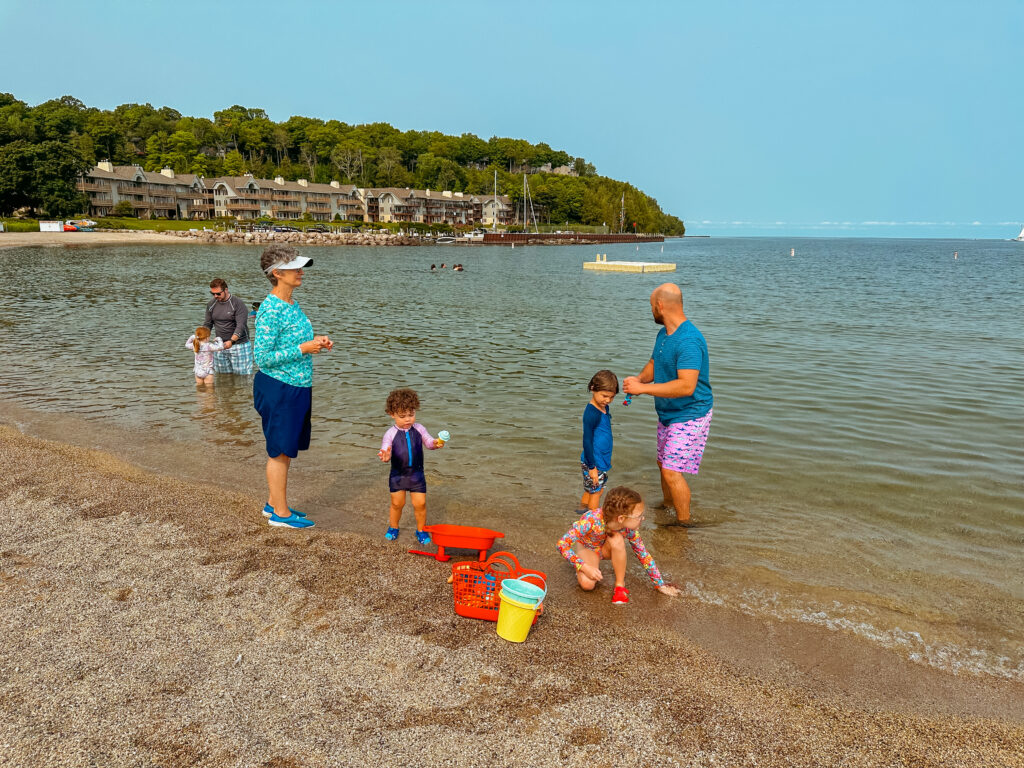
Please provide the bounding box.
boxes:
[408,524,505,562]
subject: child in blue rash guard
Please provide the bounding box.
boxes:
[579,370,618,511]
[377,388,445,544]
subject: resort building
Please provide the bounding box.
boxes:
[78,162,209,219]
[479,195,514,227]
[358,187,513,227]
[77,163,514,226]
[207,176,361,221]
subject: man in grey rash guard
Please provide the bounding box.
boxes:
[204,278,253,375]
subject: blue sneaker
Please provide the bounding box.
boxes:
[267,512,315,529]
[384,527,400,541]
[262,504,307,519]
[415,530,432,545]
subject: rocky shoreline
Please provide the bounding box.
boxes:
[161,229,422,246]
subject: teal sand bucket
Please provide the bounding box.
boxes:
[499,576,546,607]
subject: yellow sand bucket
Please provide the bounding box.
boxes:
[496,589,539,643]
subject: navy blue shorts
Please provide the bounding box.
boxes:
[389,469,426,494]
[253,371,311,458]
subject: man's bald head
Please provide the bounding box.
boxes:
[651,283,682,307]
[650,283,685,326]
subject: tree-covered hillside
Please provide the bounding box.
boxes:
[0,94,684,233]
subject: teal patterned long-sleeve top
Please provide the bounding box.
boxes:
[253,294,314,387]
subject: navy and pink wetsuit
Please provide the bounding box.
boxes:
[381,423,437,493]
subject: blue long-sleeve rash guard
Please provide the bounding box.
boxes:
[580,403,612,472]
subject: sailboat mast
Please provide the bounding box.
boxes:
[492,169,497,232]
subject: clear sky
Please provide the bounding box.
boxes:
[2,0,1021,238]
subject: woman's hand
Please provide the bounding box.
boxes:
[300,336,333,355]
[657,584,681,597]
[580,564,603,583]
[588,467,599,485]
[378,447,392,462]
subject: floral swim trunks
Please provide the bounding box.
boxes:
[580,460,609,493]
[657,409,713,474]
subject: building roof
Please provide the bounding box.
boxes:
[205,174,356,196]
[86,165,202,188]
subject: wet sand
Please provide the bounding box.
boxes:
[1,414,1022,767]
[0,230,177,249]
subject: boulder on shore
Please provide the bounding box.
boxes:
[162,230,420,246]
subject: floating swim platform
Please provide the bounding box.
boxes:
[583,259,676,273]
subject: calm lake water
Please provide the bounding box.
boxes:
[1,236,1022,680]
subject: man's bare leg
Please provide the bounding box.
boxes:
[659,469,674,510]
[659,463,692,523]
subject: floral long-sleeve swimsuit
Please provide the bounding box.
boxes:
[556,509,665,587]
[187,336,224,377]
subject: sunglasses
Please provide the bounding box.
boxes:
[210,290,224,296]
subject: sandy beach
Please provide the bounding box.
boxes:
[0,230,180,249]
[1,413,1022,768]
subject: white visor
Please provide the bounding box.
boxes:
[264,255,313,274]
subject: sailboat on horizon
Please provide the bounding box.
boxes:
[1013,225,1024,242]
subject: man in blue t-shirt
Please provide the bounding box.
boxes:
[623,283,713,524]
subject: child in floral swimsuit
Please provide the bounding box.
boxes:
[557,486,681,605]
[186,326,224,386]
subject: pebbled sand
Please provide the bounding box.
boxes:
[1,424,1022,768]
[0,230,178,249]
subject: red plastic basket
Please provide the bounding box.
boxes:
[451,550,546,622]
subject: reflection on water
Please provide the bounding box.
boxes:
[1,237,1022,679]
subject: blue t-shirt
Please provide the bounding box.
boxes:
[652,321,713,425]
[580,403,612,472]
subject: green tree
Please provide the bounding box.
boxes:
[34,140,92,216]
[112,200,135,216]
[84,112,129,163]
[572,157,596,176]
[0,139,90,216]
[0,140,36,213]
[222,150,246,176]
[30,95,87,141]
[374,146,404,186]
[331,141,366,183]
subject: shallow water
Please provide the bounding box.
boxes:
[1,236,1021,679]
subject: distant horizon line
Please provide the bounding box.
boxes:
[684,220,1023,239]
[681,233,1022,240]
[692,220,1022,228]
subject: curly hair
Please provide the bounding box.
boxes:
[260,244,300,285]
[588,369,619,394]
[385,388,421,415]
[600,486,643,524]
